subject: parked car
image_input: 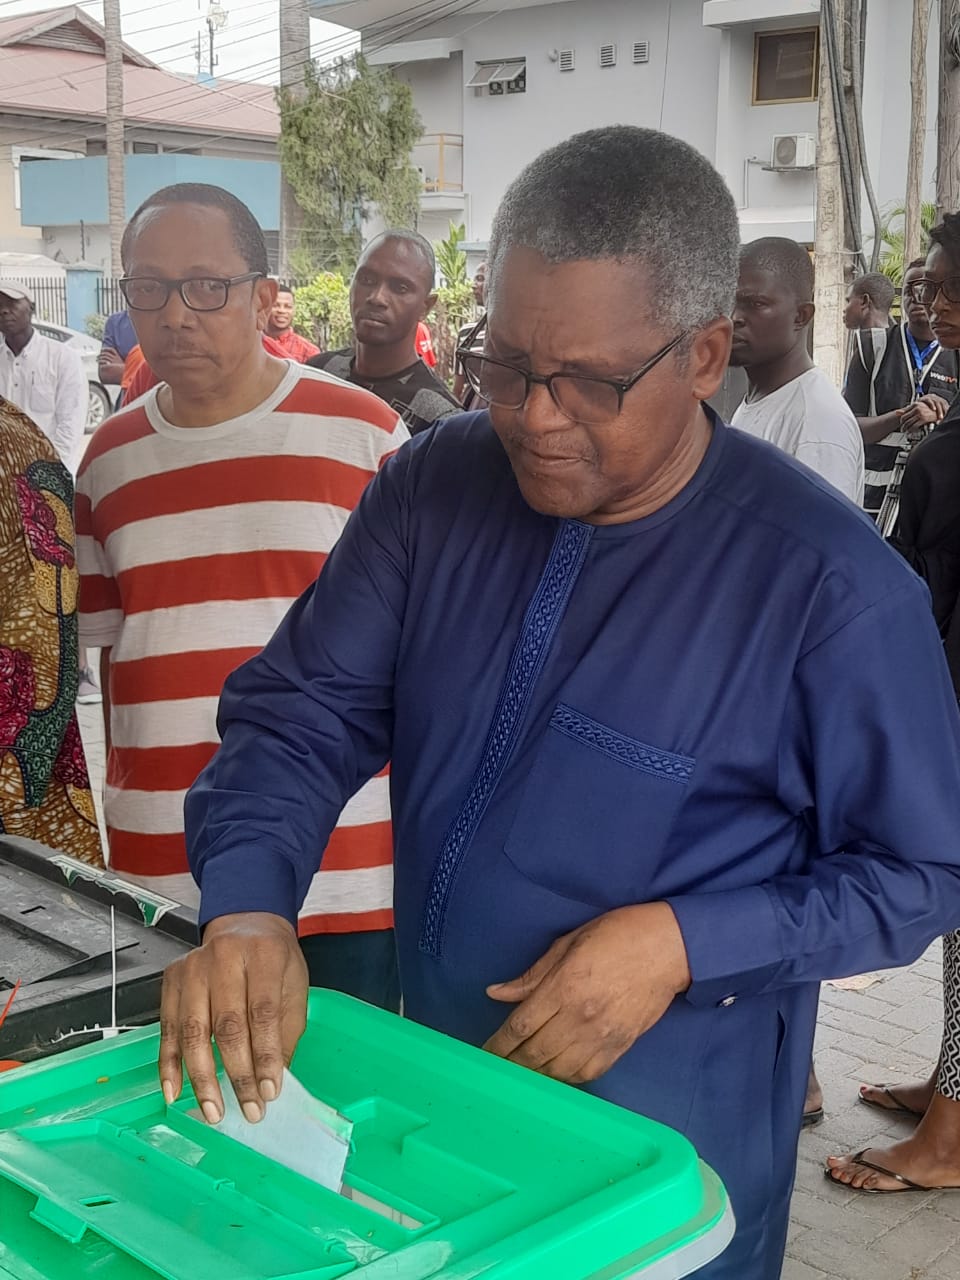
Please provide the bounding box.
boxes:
[32,320,117,432]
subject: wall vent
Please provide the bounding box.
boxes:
[558,48,575,72]
[633,40,650,64]
[599,43,617,69]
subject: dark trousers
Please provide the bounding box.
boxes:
[298,927,401,1013]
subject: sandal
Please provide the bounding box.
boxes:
[857,1084,925,1118]
[801,1106,824,1128]
[824,1149,960,1195]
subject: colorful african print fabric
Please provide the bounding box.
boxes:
[0,396,102,864]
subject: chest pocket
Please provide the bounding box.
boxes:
[504,703,695,911]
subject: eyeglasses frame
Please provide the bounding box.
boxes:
[455,314,688,425]
[119,271,264,313]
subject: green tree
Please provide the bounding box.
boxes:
[278,54,423,276]
[293,272,352,351]
[435,221,467,287]
[874,201,939,288]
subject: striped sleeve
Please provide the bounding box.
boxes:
[75,472,123,648]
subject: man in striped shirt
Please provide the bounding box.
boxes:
[76,183,407,1008]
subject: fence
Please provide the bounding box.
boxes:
[4,276,68,326]
[97,276,125,317]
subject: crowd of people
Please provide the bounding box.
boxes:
[4,124,960,1278]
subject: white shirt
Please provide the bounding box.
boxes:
[732,366,865,504]
[0,331,87,474]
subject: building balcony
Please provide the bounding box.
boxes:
[414,134,465,213]
[19,153,280,230]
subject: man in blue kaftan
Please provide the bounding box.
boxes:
[160,127,960,1278]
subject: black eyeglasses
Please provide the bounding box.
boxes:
[905,277,960,307]
[119,272,263,313]
[455,315,687,426]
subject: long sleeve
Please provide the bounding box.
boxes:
[669,580,960,1007]
[52,345,88,475]
[185,447,412,927]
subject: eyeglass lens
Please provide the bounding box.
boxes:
[123,278,230,311]
[465,356,621,425]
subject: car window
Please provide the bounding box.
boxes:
[34,324,68,344]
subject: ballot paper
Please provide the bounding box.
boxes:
[213,1067,353,1192]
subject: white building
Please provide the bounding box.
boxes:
[309,0,938,260]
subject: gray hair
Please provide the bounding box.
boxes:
[487,125,740,333]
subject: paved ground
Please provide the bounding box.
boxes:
[75,704,959,1279]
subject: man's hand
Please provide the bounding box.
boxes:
[899,395,950,434]
[98,347,125,386]
[159,912,308,1125]
[484,902,691,1085]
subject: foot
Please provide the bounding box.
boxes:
[803,1063,823,1124]
[859,1079,934,1117]
[77,667,102,706]
[826,1096,960,1191]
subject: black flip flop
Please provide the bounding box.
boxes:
[801,1106,824,1128]
[824,1149,960,1195]
[857,1084,925,1118]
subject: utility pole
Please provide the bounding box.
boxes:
[904,0,930,265]
[103,0,125,277]
[813,0,847,388]
[938,0,960,219]
[279,0,310,278]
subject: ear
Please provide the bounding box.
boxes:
[423,292,437,319]
[688,316,733,402]
[797,301,815,330]
[255,276,278,331]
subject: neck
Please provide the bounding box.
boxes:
[906,318,936,346]
[864,309,889,330]
[158,347,287,428]
[588,404,713,525]
[353,336,418,379]
[745,344,813,398]
[4,326,33,357]
[266,322,290,339]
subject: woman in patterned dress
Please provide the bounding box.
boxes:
[0,395,102,864]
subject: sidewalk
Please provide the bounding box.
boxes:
[76,705,958,1279]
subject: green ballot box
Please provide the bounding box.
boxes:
[0,988,733,1279]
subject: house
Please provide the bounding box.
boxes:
[309,0,938,260]
[0,6,281,270]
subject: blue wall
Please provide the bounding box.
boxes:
[20,154,280,230]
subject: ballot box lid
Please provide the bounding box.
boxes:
[0,988,733,1279]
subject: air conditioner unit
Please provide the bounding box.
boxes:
[771,133,816,169]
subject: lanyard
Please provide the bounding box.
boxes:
[902,324,940,398]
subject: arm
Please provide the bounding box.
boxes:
[98,347,125,386]
[99,647,112,755]
[794,439,864,505]
[160,450,413,1118]
[856,410,905,445]
[669,582,960,1008]
[52,347,89,474]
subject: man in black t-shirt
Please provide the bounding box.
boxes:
[309,230,459,434]
[844,259,959,515]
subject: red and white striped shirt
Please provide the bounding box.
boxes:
[76,361,407,934]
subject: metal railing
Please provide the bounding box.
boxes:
[4,276,68,326]
[414,133,464,194]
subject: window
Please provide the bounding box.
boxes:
[467,59,526,94]
[753,28,819,105]
[132,141,160,154]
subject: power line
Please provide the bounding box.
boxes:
[5,0,480,149]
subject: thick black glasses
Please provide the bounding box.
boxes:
[456,315,687,426]
[119,272,263,312]
[906,277,960,307]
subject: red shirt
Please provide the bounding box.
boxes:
[269,326,321,363]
